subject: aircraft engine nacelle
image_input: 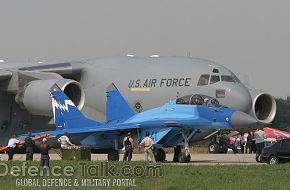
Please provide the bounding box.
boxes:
[15,79,85,116]
[249,89,276,123]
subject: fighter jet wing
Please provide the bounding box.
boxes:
[17,124,141,141]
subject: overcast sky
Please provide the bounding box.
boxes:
[0,0,289,98]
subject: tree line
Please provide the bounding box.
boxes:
[272,97,290,131]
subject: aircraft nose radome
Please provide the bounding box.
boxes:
[231,111,258,129]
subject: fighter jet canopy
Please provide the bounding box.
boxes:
[176,94,224,108]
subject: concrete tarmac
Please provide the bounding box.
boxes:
[0,153,260,165]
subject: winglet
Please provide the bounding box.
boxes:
[106,83,135,122]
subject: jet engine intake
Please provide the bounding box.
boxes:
[250,91,276,123]
[15,79,85,116]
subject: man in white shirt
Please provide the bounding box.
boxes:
[58,132,75,149]
[7,135,20,161]
[140,132,156,163]
[254,128,266,162]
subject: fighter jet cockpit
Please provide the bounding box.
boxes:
[176,94,224,108]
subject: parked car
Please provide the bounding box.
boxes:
[264,138,277,147]
[261,138,290,164]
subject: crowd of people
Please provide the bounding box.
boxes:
[6,132,74,169]
[234,128,266,155]
[233,128,267,162]
[6,131,156,169]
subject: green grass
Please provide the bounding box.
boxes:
[0,160,290,190]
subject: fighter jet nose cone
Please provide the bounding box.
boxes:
[231,111,258,130]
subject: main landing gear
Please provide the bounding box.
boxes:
[208,135,237,154]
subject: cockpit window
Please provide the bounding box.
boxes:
[190,94,203,105]
[212,68,219,73]
[197,74,209,86]
[221,75,239,83]
[210,75,220,84]
[176,94,224,108]
[176,95,191,104]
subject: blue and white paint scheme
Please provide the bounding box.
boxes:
[18,83,259,162]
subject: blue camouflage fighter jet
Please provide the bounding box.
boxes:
[18,83,259,162]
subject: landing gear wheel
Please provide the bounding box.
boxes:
[108,149,119,161]
[255,154,262,163]
[208,142,219,154]
[178,152,191,163]
[268,156,278,165]
[154,148,166,162]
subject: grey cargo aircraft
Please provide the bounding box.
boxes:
[0,56,276,152]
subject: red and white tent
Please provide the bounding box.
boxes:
[263,127,290,140]
[229,127,290,144]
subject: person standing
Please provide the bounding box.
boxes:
[140,132,156,163]
[7,135,19,161]
[24,132,36,161]
[123,132,134,161]
[251,134,256,153]
[246,132,252,154]
[235,137,241,154]
[254,128,266,162]
[39,138,50,169]
[240,133,245,154]
[58,132,75,149]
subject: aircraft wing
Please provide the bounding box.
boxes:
[17,124,141,140]
[82,124,141,133]
[0,61,86,117]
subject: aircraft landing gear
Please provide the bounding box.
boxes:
[178,152,191,163]
[208,136,229,154]
[153,148,166,162]
[177,130,191,163]
[208,142,219,154]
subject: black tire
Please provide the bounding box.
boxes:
[178,152,191,163]
[108,149,119,161]
[268,155,279,165]
[208,142,219,154]
[255,154,262,163]
[154,148,166,162]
